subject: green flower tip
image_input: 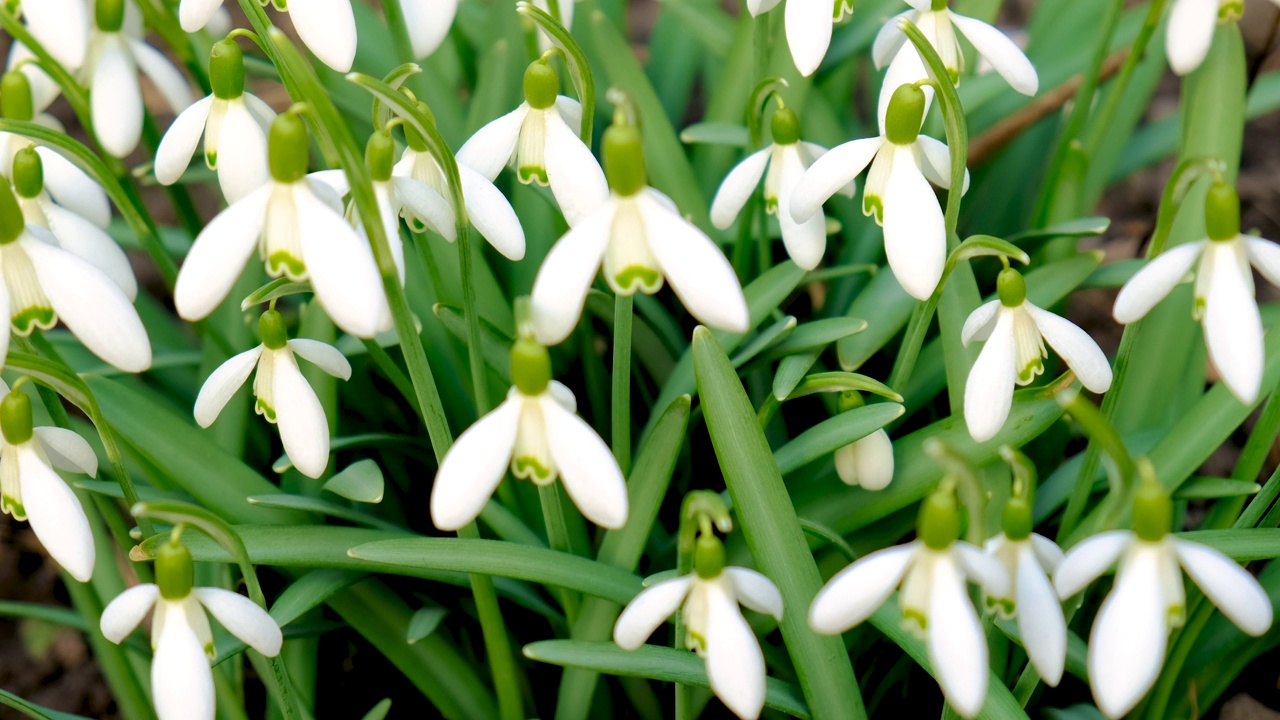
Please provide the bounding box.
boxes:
[156,539,195,600]
[884,84,926,145]
[523,61,560,110]
[258,309,289,350]
[1205,182,1240,242]
[836,390,865,413]
[997,267,1026,308]
[603,123,646,197]
[1,70,33,121]
[770,107,800,146]
[693,532,726,579]
[12,147,42,200]
[931,0,948,10]
[269,113,309,183]
[95,0,125,32]
[1132,469,1172,542]
[209,39,246,100]
[0,389,33,446]
[511,336,552,396]
[0,180,25,245]
[366,131,396,182]
[1001,496,1033,541]
[917,485,960,550]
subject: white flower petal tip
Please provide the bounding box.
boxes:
[429,399,521,532]
[834,429,895,491]
[539,394,628,529]
[784,0,836,76]
[949,13,1039,96]
[288,0,358,72]
[100,584,160,642]
[1166,0,1219,75]
[808,544,916,634]
[612,576,693,649]
[195,587,284,656]
[1112,242,1204,324]
[1174,540,1273,636]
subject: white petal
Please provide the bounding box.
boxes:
[180,0,225,32]
[19,447,95,582]
[289,0,358,72]
[1031,533,1065,572]
[22,237,151,372]
[961,300,1000,346]
[430,398,521,531]
[547,380,578,412]
[546,112,608,226]
[460,165,525,260]
[33,427,98,477]
[10,44,59,114]
[194,587,283,655]
[38,148,111,228]
[24,0,88,68]
[1203,243,1263,404]
[193,347,262,427]
[705,581,767,720]
[777,147,827,270]
[1112,241,1205,323]
[295,187,392,339]
[100,584,159,642]
[872,12,912,68]
[641,193,748,334]
[963,311,1015,443]
[724,567,783,620]
[1015,544,1066,686]
[882,148,945,300]
[613,576,693,649]
[215,101,271,204]
[288,339,351,380]
[129,40,194,115]
[308,169,350,198]
[91,39,143,158]
[540,394,628,529]
[1053,530,1133,599]
[789,137,882,223]
[403,0,459,57]
[242,92,277,131]
[272,351,330,479]
[1167,0,1219,75]
[155,96,213,186]
[1174,539,1272,636]
[555,96,583,137]
[914,135,970,194]
[393,177,456,241]
[927,555,988,718]
[152,609,216,720]
[746,0,781,16]
[41,201,137,299]
[949,12,1038,95]
[809,543,916,633]
[530,203,613,345]
[1026,304,1113,393]
[1246,237,1280,287]
[835,428,895,490]
[1088,548,1169,718]
[954,542,1009,599]
[174,185,271,322]
[785,0,835,76]
[456,105,527,181]
[710,148,771,230]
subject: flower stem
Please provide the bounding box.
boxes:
[459,226,493,415]
[538,483,582,622]
[612,294,634,474]
[457,522,526,720]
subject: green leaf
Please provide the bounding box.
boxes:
[407,605,449,644]
[361,700,393,720]
[240,278,313,311]
[772,350,821,401]
[323,459,386,503]
[1173,476,1260,500]
[774,403,906,475]
[761,317,868,360]
[679,122,750,147]
[0,688,93,720]
[246,495,402,531]
[1176,529,1280,561]
[952,235,1031,267]
[730,316,796,368]
[1008,216,1112,244]
[783,372,903,403]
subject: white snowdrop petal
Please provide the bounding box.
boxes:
[710,149,771,230]
[949,12,1038,95]
[746,0,782,17]
[289,0,358,72]
[38,148,112,228]
[963,311,1015,443]
[24,0,88,68]
[785,0,835,76]
[613,576,693,649]
[152,611,216,720]
[19,448,95,582]
[22,237,152,372]
[954,542,1009,599]
[91,40,144,158]
[215,101,272,204]
[403,0,459,57]
[180,0,225,32]
[540,394,628,529]
[174,185,272,322]
[705,582,767,720]
[1203,243,1263,404]
[1112,241,1204,323]
[242,93,277,131]
[724,567,783,620]
[927,555,989,718]
[456,106,527,181]
[460,165,526,260]
[809,543,915,633]
[33,427,99,477]
[1053,530,1132,599]
[547,380,578,412]
[193,347,262,427]
[789,137,882,223]
[194,588,284,656]
[1245,237,1280,287]
[1088,548,1169,719]
[1166,0,1219,75]
[1174,540,1273,636]
[837,429,895,490]
[1031,534,1065,572]
[430,399,521,531]
[914,134,970,194]
[961,300,1000,346]
[530,203,614,345]
[394,178,457,241]
[555,97,584,137]
[641,193,749,334]
[777,147,828,270]
[882,149,946,300]
[288,339,352,380]
[100,584,159,642]
[872,11,912,69]
[129,40,194,114]
[154,97,213,186]
[294,187,392,339]
[41,202,138,300]
[1015,544,1066,686]
[272,352,330,479]
[545,112,609,226]
[1026,304,1113,393]
[307,170,350,198]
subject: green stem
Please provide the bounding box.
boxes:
[1080,0,1171,158]
[612,294,634,474]
[458,522,525,720]
[459,226,492,414]
[361,339,418,418]
[538,484,581,622]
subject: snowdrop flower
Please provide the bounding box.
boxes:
[82,0,194,158]
[873,1,1038,127]
[745,0,854,77]
[431,332,627,530]
[194,310,351,479]
[457,59,605,226]
[400,0,460,58]
[1166,0,1277,75]
[833,392,895,490]
[178,0,357,72]
[15,0,90,70]
[614,528,782,720]
[393,102,525,262]
[1054,475,1271,718]
[156,39,275,204]
[101,538,284,720]
[712,106,850,271]
[1114,182,1280,405]
[810,486,1007,718]
[984,487,1067,686]
[791,84,964,300]
[963,267,1112,442]
[0,386,97,583]
[174,112,392,339]
[0,178,150,372]
[530,120,748,345]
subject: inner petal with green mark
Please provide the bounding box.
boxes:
[204,101,227,170]
[3,244,55,336]
[604,199,663,295]
[1,453,24,521]
[252,351,278,424]
[261,186,307,281]
[1011,308,1047,386]
[515,111,549,187]
[512,399,557,485]
[862,149,894,225]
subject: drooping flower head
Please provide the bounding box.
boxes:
[179,0,357,72]
[1165,0,1280,76]
[833,390,895,490]
[744,0,854,77]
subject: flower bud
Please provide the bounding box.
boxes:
[0,180,25,245]
[997,267,1026,308]
[1,71,34,121]
[269,113,310,184]
[836,390,865,412]
[770,107,800,146]
[523,62,560,111]
[209,39,246,100]
[603,123,646,197]
[1204,182,1240,242]
[0,390,33,446]
[917,485,960,550]
[258,309,289,350]
[694,532,726,579]
[156,540,195,600]
[96,0,125,32]
[367,131,396,182]
[884,84,926,146]
[1132,473,1172,542]
[12,147,43,200]
[510,336,551,396]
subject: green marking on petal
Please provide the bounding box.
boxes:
[271,0,287,9]
[513,457,554,484]
[12,307,56,336]
[1220,1,1243,21]
[901,608,928,636]
[1017,358,1044,384]
[3,495,26,521]
[205,642,216,659]
[255,397,277,423]
[863,195,884,224]
[685,629,707,655]
[205,150,218,170]
[765,195,779,215]
[518,165,549,186]
[1168,604,1186,628]
[611,266,663,295]
[266,251,307,281]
